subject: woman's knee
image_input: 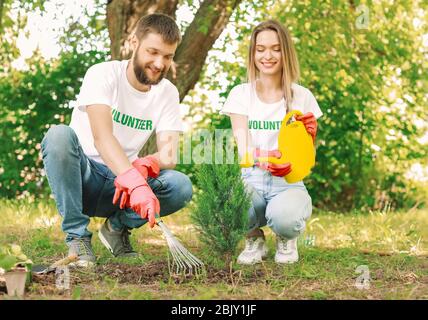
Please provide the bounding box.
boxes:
[267,189,312,239]
[270,216,307,239]
[246,184,267,230]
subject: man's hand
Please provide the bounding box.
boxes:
[112,167,159,228]
[132,155,160,179]
[295,112,317,143]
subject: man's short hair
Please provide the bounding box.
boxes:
[134,13,181,44]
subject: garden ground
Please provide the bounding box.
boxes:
[0,200,427,300]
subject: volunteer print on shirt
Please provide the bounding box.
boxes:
[221,82,322,152]
[69,60,184,165]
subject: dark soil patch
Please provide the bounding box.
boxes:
[93,262,246,285]
[27,261,270,291]
[95,261,169,284]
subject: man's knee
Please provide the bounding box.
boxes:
[41,125,77,160]
[159,170,193,209]
[177,172,193,204]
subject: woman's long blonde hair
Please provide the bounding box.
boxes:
[248,20,300,110]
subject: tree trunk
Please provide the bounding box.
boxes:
[172,0,241,101]
[106,0,242,156]
[107,0,179,61]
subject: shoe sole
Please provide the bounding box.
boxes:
[275,254,299,264]
[275,259,298,264]
[68,260,95,268]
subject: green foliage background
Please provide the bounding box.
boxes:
[182,0,428,211]
[0,0,427,211]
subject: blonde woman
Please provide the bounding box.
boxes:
[221,20,322,265]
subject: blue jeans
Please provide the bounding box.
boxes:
[41,125,193,242]
[241,166,312,239]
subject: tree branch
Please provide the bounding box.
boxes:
[172,0,242,101]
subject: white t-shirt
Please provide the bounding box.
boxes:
[221,82,322,152]
[69,60,183,164]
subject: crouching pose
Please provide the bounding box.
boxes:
[41,14,192,266]
[221,20,322,264]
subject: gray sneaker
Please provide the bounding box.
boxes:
[98,219,138,258]
[67,237,96,267]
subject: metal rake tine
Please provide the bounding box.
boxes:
[171,237,204,267]
[171,243,196,275]
[166,237,186,273]
[169,249,183,274]
[171,242,193,272]
[172,250,186,274]
[168,249,184,276]
[173,237,205,274]
[170,236,203,270]
[173,240,203,269]
[156,216,204,275]
[157,221,185,274]
[168,238,190,274]
[163,225,201,263]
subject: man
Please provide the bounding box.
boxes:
[41,13,192,267]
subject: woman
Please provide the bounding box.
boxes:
[221,20,322,265]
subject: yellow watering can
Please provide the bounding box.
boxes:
[257,110,315,183]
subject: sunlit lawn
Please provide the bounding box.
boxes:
[0,199,427,300]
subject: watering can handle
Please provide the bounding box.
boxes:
[282,110,303,125]
[256,110,304,165]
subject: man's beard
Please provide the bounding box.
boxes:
[133,54,167,86]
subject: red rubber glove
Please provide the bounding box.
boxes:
[254,148,292,177]
[295,112,317,143]
[256,162,292,177]
[132,155,160,179]
[112,168,160,228]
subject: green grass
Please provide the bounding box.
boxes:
[0,199,427,300]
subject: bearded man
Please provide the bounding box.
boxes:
[41,13,192,267]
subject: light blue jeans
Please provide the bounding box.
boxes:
[41,125,193,243]
[241,166,312,239]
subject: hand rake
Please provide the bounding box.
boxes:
[155,216,205,276]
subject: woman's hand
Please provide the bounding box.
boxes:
[295,112,317,143]
[240,148,282,168]
[253,148,292,177]
[256,161,292,177]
